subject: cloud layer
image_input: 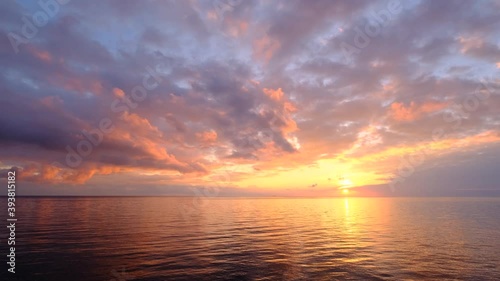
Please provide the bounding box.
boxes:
[1,0,499,196]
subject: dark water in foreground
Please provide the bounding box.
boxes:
[1,197,500,280]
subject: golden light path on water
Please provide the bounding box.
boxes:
[10,197,500,280]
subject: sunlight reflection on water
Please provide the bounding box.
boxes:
[6,197,500,280]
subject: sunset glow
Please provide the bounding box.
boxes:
[1,0,499,198]
[2,1,500,280]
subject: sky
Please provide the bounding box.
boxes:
[0,0,499,196]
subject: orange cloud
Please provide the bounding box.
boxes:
[263,87,284,101]
[261,88,298,134]
[253,35,281,62]
[419,101,448,112]
[39,96,64,108]
[113,87,125,98]
[35,50,52,62]
[284,101,297,112]
[49,75,104,95]
[225,18,249,37]
[27,45,53,63]
[390,102,417,121]
[458,36,483,54]
[390,101,447,121]
[197,130,218,143]
[353,130,500,180]
[18,163,105,185]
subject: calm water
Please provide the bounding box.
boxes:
[2,197,500,280]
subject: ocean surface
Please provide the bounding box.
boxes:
[2,197,500,280]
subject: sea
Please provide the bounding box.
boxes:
[1,197,499,280]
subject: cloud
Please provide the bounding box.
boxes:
[196,130,218,144]
[389,101,448,122]
[0,0,499,195]
[253,35,281,62]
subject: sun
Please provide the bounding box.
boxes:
[342,189,349,195]
[339,178,353,187]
